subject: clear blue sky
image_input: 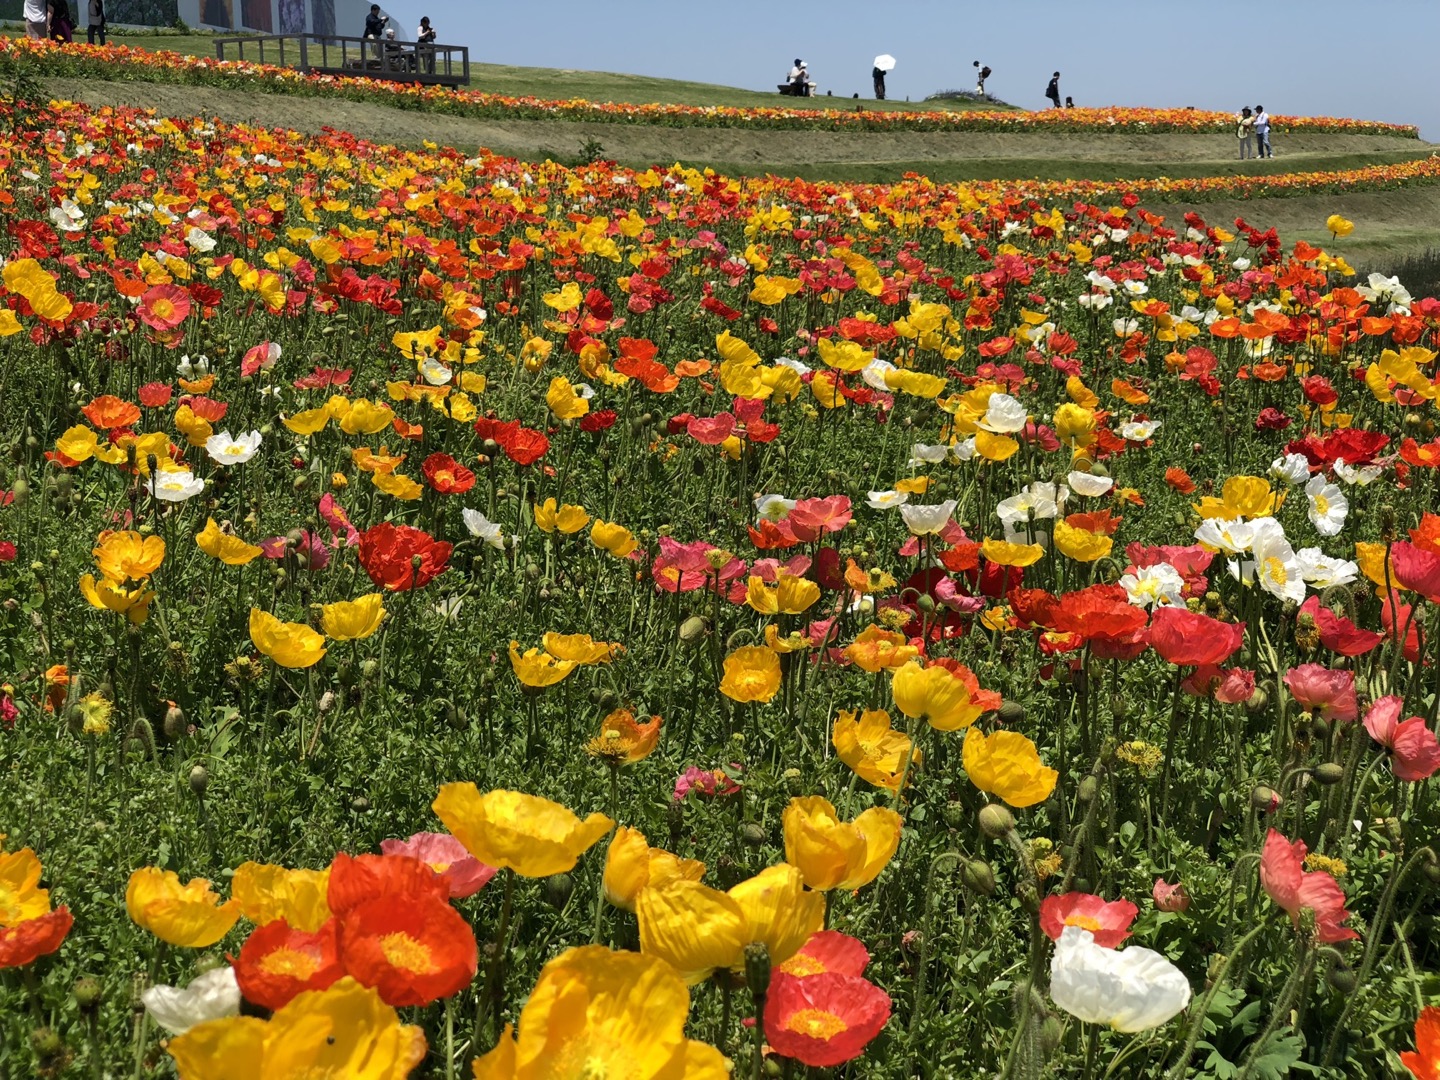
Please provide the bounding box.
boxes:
[388,0,1436,140]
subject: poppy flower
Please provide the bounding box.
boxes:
[0,905,73,969]
[1181,665,1255,704]
[126,867,240,947]
[763,971,892,1068]
[432,785,614,879]
[357,523,451,591]
[719,646,782,703]
[782,796,902,892]
[891,660,984,731]
[249,608,327,669]
[590,519,638,558]
[233,919,344,1011]
[673,766,742,801]
[962,728,1058,808]
[1259,828,1358,942]
[1393,542,1440,604]
[1039,892,1139,949]
[584,708,661,764]
[533,498,590,534]
[338,893,477,1007]
[231,862,332,933]
[420,452,475,494]
[326,853,449,917]
[1152,879,1190,913]
[378,834,496,899]
[1297,596,1383,656]
[195,519,264,566]
[167,977,425,1079]
[471,946,726,1078]
[832,709,916,793]
[844,626,919,673]
[1049,927,1191,1032]
[1283,664,1358,723]
[142,967,241,1035]
[1362,696,1440,782]
[776,930,870,979]
[601,827,705,911]
[1401,1006,1440,1079]
[1147,607,1245,666]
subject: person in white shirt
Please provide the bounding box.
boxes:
[23,0,51,38]
[1253,105,1272,158]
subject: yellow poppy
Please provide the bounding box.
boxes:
[93,530,165,582]
[601,827,704,912]
[545,376,589,421]
[508,642,576,687]
[371,471,423,501]
[981,538,1045,568]
[637,864,824,985]
[590,520,638,558]
[55,425,100,463]
[540,632,616,665]
[0,846,51,925]
[584,709,661,765]
[1052,403,1096,448]
[282,408,331,436]
[471,946,726,1079]
[534,498,590,534]
[975,429,1020,462]
[891,661,982,731]
[168,978,425,1079]
[1194,475,1283,521]
[126,867,240,947]
[1355,541,1405,593]
[718,646,782,703]
[432,785,614,879]
[249,608,328,669]
[844,625,919,673]
[339,399,395,436]
[195,518,264,566]
[745,571,820,616]
[781,796,902,892]
[962,728,1058,809]
[1052,520,1113,563]
[230,862,333,933]
[321,594,387,641]
[1326,214,1354,238]
[79,574,156,624]
[832,708,918,793]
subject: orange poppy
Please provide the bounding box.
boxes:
[1164,467,1197,494]
[326,853,448,917]
[81,395,142,430]
[1065,510,1123,535]
[338,893,477,1007]
[233,919,344,1011]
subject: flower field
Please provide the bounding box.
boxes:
[1,91,1440,1079]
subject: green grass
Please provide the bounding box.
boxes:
[1,26,1016,112]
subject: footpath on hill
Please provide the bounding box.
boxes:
[39,79,1425,169]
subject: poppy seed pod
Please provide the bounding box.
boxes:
[999,701,1026,725]
[163,704,187,739]
[30,1027,61,1062]
[188,765,208,797]
[72,977,102,1013]
[961,859,996,896]
[978,803,1016,839]
[744,942,771,999]
[741,822,767,848]
[544,872,574,909]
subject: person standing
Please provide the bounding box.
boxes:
[1045,71,1061,108]
[23,0,50,39]
[86,0,104,44]
[973,61,991,96]
[416,15,436,74]
[872,65,886,99]
[1236,106,1255,160]
[1254,105,1272,158]
[363,3,387,61]
[50,0,73,41]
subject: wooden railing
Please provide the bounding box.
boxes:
[214,33,470,88]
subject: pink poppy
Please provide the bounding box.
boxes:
[1283,664,1357,723]
[1259,828,1358,943]
[1362,696,1440,782]
[137,284,191,332]
[1153,879,1190,913]
[1182,665,1255,704]
[1381,592,1425,664]
[788,496,853,542]
[673,765,741,801]
[379,832,496,899]
[686,413,736,445]
[1393,542,1440,604]
[240,340,282,377]
[1298,596,1383,657]
[1039,892,1138,949]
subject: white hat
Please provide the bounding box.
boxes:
[799,60,807,67]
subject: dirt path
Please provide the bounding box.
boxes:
[40,79,1430,167]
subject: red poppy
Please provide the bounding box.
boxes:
[1039,892,1138,949]
[763,971,891,1068]
[357,523,452,592]
[503,426,550,466]
[579,409,617,433]
[1285,428,1390,470]
[81,395,141,430]
[338,893,477,1006]
[1297,596,1382,657]
[1381,592,1425,664]
[137,382,174,408]
[232,919,343,1010]
[0,907,73,969]
[326,852,449,916]
[420,452,476,495]
[1363,696,1440,782]
[776,930,869,979]
[1163,466,1197,494]
[137,284,192,331]
[1393,542,1440,603]
[1050,585,1147,660]
[1259,828,1357,943]
[1147,607,1245,666]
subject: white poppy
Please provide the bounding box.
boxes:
[1242,337,1274,360]
[1333,458,1384,486]
[860,358,898,391]
[900,499,958,536]
[1120,279,1149,298]
[1304,475,1348,537]
[1194,517,1256,556]
[1268,453,1311,486]
[1119,420,1161,442]
[1112,318,1141,338]
[177,354,210,378]
[951,437,978,461]
[185,227,217,253]
[1085,271,1116,293]
[1250,519,1305,603]
[1118,563,1186,609]
[1356,272,1412,309]
[997,485,1060,530]
[753,494,797,522]
[908,443,950,465]
[1077,292,1113,312]
[141,966,241,1035]
[866,489,910,510]
[148,469,204,503]
[976,393,1028,434]
[419,357,453,386]
[774,357,812,377]
[204,430,262,466]
[1296,548,1359,589]
[1049,927,1191,1033]
[1068,470,1114,497]
[461,509,505,550]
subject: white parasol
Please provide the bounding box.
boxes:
[873,54,896,72]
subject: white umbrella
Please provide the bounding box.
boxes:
[873,54,896,72]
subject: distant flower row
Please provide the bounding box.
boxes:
[2,37,1421,138]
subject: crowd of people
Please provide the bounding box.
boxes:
[22,0,103,44]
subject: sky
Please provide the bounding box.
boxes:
[384,0,1438,140]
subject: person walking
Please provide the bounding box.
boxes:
[416,15,436,74]
[1045,71,1061,108]
[1254,105,1272,158]
[1236,106,1255,160]
[23,0,50,39]
[872,65,886,100]
[86,0,104,44]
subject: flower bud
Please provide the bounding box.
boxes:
[188,765,209,797]
[73,977,103,1012]
[1326,962,1357,994]
[1245,685,1270,715]
[943,801,966,829]
[679,615,709,644]
[30,1027,61,1062]
[960,859,996,896]
[744,942,771,1000]
[1040,1015,1065,1055]
[163,704,187,739]
[1251,785,1281,813]
[1017,881,1040,914]
[1312,763,1344,786]
[350,795,370,813]
[544,872,573,909]
[1384,817,1403,844]
[741,822,767,848]
[978,803,1015,839]
[1077,774,1100,804]
[998,700,1026,724]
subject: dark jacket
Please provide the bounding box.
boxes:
[363,11,386,36]
[88,0,103,19]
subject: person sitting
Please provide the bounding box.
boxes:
[382,27,412,71]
